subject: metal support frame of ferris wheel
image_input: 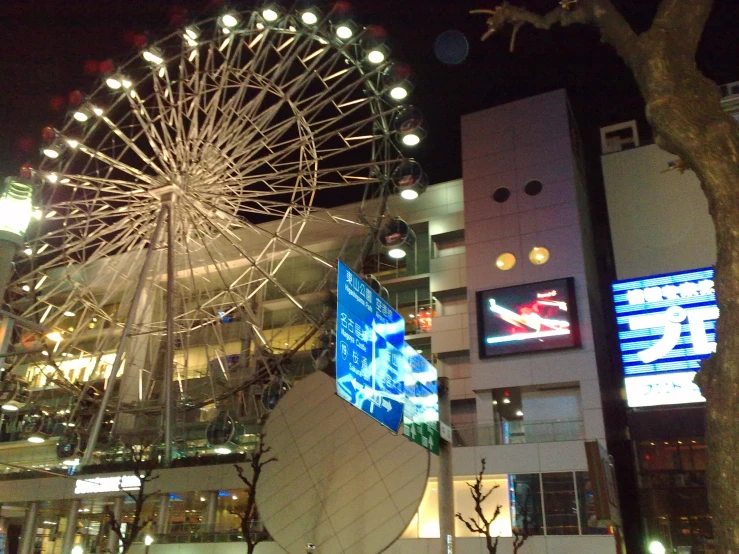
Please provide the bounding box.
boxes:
[81,197,177,467]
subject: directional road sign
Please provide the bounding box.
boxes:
[336,261,406,432]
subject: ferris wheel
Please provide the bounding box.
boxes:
[2,5,427,467]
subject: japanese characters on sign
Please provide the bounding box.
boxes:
[336,261,406,432]
[612,267,716,408]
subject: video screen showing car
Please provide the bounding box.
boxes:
[477,277,580,358]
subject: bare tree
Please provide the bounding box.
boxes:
[455,458,530,554]
[471,1,739,550]
[233,433,277,554]
[105,449,159,554]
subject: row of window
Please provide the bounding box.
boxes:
[402,471,610,539]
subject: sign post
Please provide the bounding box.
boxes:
[438,376,455,554]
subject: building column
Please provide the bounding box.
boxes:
[106,497,124,554]
[62,499,81,554]
[156,494,170,535]
[476,390,496,445]
[19,501,39,554]
[204,491,218,532]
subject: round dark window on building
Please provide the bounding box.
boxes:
[492,187,511,203]
[524,179,543,196]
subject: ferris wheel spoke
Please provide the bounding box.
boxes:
[70,142,158,186]
[182,209,272,350]
[97,115,169,179]
[184,197,318,325]
[226,105,387,182]
[195,39,246,148]
[151,74,188,171]
[32,209,158,265]
[121,85,178,169]
[47,174,151,193]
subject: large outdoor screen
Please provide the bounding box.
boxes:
[477,277,581,358]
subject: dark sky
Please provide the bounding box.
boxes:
[1,0,738,185]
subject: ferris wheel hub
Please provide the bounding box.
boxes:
[149,183,182,202]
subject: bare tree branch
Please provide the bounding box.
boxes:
[233,433,277,554]
[454,458,507,554]
[104,446,159,554]
[471,0,642,64]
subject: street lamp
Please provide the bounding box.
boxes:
[0,176,34,303]
[144,534,154,554]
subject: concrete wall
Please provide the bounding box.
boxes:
[602,143,716,279]
[459,90,606,454]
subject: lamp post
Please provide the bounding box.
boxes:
[0,176,34,374]
[0,176,34,304]
[144,534,154,554]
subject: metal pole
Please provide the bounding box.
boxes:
[106,497,123,554]
[81,207,168,466]
[163,200,176,467]
[0,239,18,307]
[19,501,39,554]
[438,376,455,554]
[62,499,81,554]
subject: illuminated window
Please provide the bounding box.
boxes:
[496,252,516,270]
[492,187,511,203]
[402,477,512,538]
[529,246,550,265]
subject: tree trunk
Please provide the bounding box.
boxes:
[629,31,739,552]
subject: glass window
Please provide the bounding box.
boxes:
[509,474,544,535]
[576,471,610,535]
[542,472,578,535]
[402,476,511,539]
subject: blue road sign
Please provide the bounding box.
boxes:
[337,260,404,348]
[336,261,406,432]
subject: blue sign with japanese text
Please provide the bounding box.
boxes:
[612,267,716,407]
[336,261,406,431]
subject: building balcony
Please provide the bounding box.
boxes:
[452,419,585,447]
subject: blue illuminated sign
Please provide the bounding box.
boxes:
[612,267,716,407]
[336,261,406,432]
[402,343,439,455]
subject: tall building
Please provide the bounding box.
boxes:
[0,90,624,554]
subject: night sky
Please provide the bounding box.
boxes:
[1,0,738,186]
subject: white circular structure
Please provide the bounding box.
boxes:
[258,371,430,554]
[5,7,415,463]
